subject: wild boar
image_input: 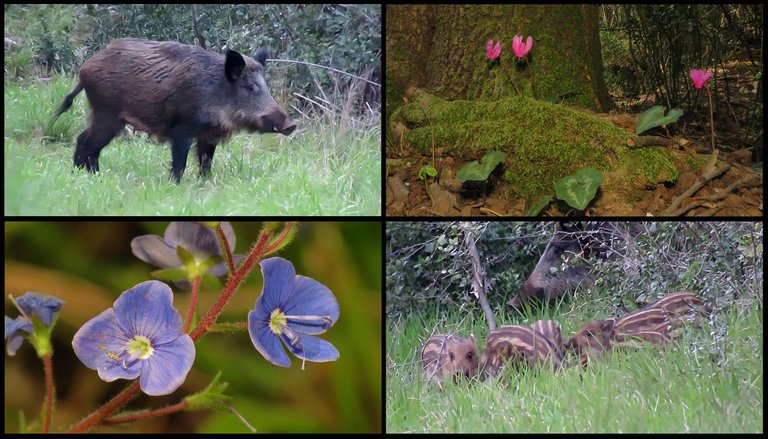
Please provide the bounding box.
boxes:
[507,222,645,310]
[420,334,479,386]
[480,325,564,379]
[53,38,296,182]
[564,309,672,367]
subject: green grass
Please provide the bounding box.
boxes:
[4,77,381,215]
[386,301,762,433]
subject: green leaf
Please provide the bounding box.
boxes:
[524,195,553,216]
[263,222,299,256]
[554,167,604,210]
[418,165,437,180]
[151,268,189,282]
[177,246,196,267]
[635,106,684,134]
[185,371,232,411]
[456,151,506,182]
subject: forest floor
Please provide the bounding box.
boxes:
[386,50,763,217]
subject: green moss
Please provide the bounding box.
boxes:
[623,147,679,187]
[392,92,626,197]
[391,89,687,200]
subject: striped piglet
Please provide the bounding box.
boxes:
[480,323,564,379]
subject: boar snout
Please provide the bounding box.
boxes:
[256,106,296,135]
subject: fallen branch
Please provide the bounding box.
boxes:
[661,164,730,215]
[666,174,761,216]
[461,223,496,332]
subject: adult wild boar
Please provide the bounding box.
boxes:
[506,222,646,310]
[53,38,296,182]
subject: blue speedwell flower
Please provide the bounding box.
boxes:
[72,281,195,396]
[5,292,64,356]
[131,222,244,288]
[248,257,340,368]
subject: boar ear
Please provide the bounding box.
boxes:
[602,318,616,333]
[225,49,246,82]
[255,48,268,67]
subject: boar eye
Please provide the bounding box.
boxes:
[466,352,474,361]
[244,83,259,93]
[449,352,455,361]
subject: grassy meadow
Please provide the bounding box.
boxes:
[4,77,380,215]
[386,298,763,433]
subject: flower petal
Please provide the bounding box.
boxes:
[15,292,64,327]
[139,334,195,395]
[282,333,339,363]
[164,222,221,260]
[72,308,132,371]
[5,315,32,339]
[248,309,291,367]
[5,316,32,356]
[525,36,533,53]
[283,275,340,335]
[257,257,297,312]
[112,281,183,345]
[131,234,181,269]
[98,351,141,382]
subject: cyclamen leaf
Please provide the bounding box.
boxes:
[554,168,604,210]
[456,151,506,182]
[635,106,684,135]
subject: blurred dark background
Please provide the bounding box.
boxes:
[4,221,381,433]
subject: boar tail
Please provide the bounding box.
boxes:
[52,81,85,122]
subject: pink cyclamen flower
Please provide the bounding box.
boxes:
[512,35,533,58]
[486,39,501,60]
[689,69,713,89]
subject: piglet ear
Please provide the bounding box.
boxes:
[602,318,616,333]
[256,48,268,67]
[225,50,245,82]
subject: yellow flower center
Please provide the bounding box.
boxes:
[269,309,287,334]
[126,335,154,359]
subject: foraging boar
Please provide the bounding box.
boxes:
[420,334,479,385]
[480,325,563,379]
[565,293,708,366]
[53,38,296,182]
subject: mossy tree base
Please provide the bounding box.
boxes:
[390,88,687,200]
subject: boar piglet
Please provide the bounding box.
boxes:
[643,292,710,335]
[565,308,672,366]
[480,325,563,379]
[53,38,296,183]
[420,334,479,386]
[531,319,565,358]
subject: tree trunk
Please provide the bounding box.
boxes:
[387,4,613,112]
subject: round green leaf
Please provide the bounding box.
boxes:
[456,151,506,183]
[554,167,604,210]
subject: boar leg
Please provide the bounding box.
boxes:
[196,141,217,176]
[73,114,124,173]
[168,128,195,183]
